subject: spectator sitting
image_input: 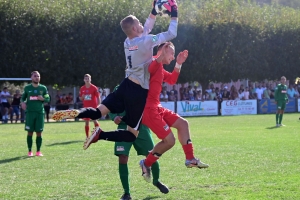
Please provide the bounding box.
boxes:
[181,88,189,101]
[202,91,210,100]
[239,84,245,92]
[160,90,168,102]
[168,91,177,101]
[66,93,73,105]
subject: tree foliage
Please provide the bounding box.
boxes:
[0,0,300,88]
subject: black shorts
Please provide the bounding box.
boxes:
[102,78,148,130]
[2,102,10,108]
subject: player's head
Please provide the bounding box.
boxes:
[161,42,175,65]
[120,15,143,38]
[84,74,91,84]
[280,76,286,84]
[157,43,166,55]
[31,71,40,84]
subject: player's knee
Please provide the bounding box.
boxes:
[163,133,176,148]
[118,154,129,164]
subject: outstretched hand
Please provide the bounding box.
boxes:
[176,50,188,65]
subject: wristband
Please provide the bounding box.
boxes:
[175,63,182,70]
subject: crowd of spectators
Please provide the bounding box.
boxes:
[1,80,300,123]
[159,80,300,102]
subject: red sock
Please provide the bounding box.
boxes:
[182,143,195,160]
[85,126,89,138]
[144,153,159,167]
[94,121,99,127]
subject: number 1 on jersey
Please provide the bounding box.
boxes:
[127,56,132,68]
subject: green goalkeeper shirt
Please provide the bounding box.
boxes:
[274,84,288,101]
[21,84,50,113]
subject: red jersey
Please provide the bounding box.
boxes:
[79,84,99,108]
[145,60,179,108]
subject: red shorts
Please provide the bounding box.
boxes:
[142,107,179,139]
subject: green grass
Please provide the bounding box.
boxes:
[0,114,300,200]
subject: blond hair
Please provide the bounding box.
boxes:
[120,15,136,36]
[84,74,91,78]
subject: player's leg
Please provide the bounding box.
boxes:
[83,79,147,149]
[84,119,90,138]
[25,112,35,156]
[171,115,209,169]
[114,142,133,200]
[133,126,169,193]
[93,119,99,127]
[279,100,286,126]
[35,112,45,156]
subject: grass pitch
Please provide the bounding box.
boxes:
[0,114,299,200]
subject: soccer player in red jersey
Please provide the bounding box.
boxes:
[79,74,101,138]
[139,43,209,182]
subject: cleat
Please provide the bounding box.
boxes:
[36,151,43,156]
[139,159,152,183]
[83,127,102,150]
[52,109,79,121]
[120,193,132,200]
[279,124,285,127]
[153,181,169,194]
[185,158,209,169]
[276,124,280,127]
[28,151,33,157]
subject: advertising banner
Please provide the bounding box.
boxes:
[176,101,218,116]
[221,100,257,115]
[258,99,297,114]
[160,102,175,113]
[298,99,300,112]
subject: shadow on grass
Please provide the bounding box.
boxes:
[46,140,83,146]
[143,196,160,200]
[0,156,31,164]
[265,126,279,129]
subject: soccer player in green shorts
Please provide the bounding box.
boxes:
[21,71,50,157]
[108,85,168,200]
[274,76,289,127]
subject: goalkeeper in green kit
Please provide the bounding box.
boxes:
[274,76,289,127]
[21,71,50,157]
[109,85,168,200]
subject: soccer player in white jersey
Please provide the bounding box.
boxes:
[52,0,179,149]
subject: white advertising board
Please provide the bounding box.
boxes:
[176,101,218,116]
[221,100,257,115]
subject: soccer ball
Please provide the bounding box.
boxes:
[155,0,171,17]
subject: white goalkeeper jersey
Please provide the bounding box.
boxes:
[124,17,178,89]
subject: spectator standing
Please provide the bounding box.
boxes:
[263,85,271,99]
[255,84,264,100]
[221,86,230,100]
[160,90,168,102]
[168,91,176,101]
[44,89,51,123]
[238,89,245,100]
[249,86,256,99]
[169,85,178,100]
[244,87,250,100]
[195,91,202,101]
[10,89,21,123]
[293,85,299,98]
[229,85,238,100]
[287,84,296,99]
[209,88,217,100]
[0,87,12,123]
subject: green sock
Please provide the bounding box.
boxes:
[276,114,279,124]
[27,135,33,152]
[36,136,42,152]
[119,163,130,195]
[152,161,160,185]
[279,114,283,124]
